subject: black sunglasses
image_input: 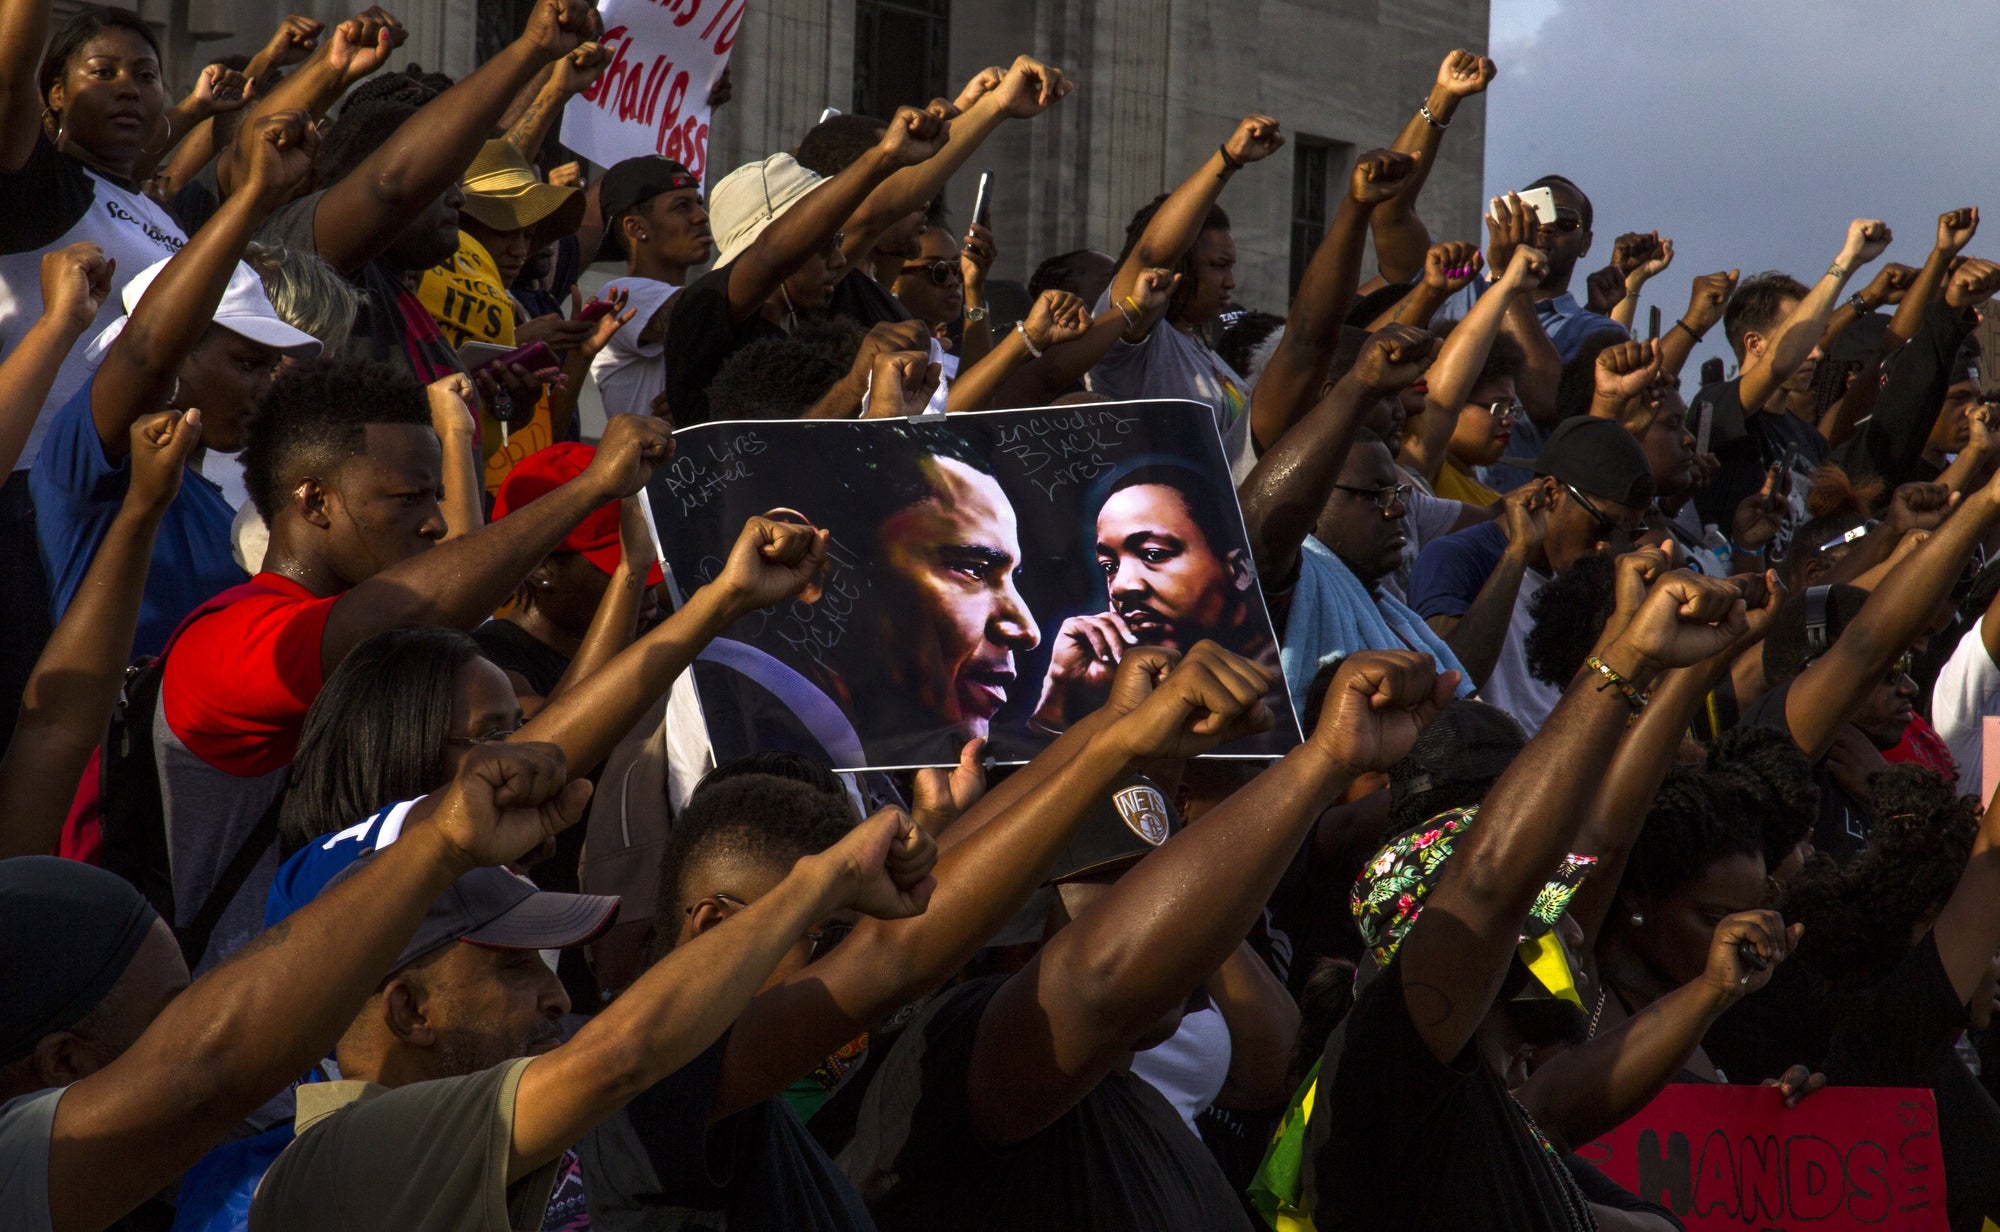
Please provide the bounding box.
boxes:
[1562,481,1633,542]
[900,258,962,287]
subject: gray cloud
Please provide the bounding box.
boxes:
[1479,0,2000,376]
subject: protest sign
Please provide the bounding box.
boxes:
[1575,1085,1947,1232]
[564,0,741,181]
[642,400,1302,771]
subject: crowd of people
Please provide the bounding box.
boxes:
[6,3,2000,1230]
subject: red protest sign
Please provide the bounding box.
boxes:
[565,0,741,182]
[1575,1085,1946,1231]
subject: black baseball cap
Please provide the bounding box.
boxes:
[1387,699,1526,825]
[599,156,701,222]
[320,857,620,974]
[1505,415,1655,508]
[1045,774,1182,884]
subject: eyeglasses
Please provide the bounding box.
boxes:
[694,893,854,962]
[1562,481,1635,543]
[1482,401,1523,423]
[1887,651,1914,684]
[900,258,962,286]
[1333,481,1412,513]
[821,231,845,259]
[446,728,519,748]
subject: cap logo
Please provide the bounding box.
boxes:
[1113,786,1171,846]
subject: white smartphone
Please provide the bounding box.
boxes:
[818,106,841,124]
[970,170,993,231]
[1515,186,1558,226]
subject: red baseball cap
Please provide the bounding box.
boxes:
[493,442,664,584]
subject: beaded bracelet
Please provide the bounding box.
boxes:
[1585,655,1649,712]
[1015,319,1045,359]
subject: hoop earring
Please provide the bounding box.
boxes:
[42,106,65,150]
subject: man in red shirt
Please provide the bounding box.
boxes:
[155,356,671,969]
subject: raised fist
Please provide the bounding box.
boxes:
[1435,49,1497,98]
[1349,149,1415,205]
[1223,114,1285,166]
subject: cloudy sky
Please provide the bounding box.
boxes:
[1481,0,2000,375]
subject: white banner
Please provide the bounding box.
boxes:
[564,0,743,183]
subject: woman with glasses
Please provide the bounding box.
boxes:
[1399,245,1547,507]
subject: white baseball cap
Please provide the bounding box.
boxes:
[89,256,324,364]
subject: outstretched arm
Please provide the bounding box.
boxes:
[840,57,1070,265]
[968,650,1451,1145]
[1421,244,1544,429]
[1520,909,1797,1148]
[45,744,593,1232]
[1400,571,1749,1063]
[0,410,201,860]
[0,0,49,170]
[707,646,1267,1122]
[315,413,672,672]
[1106,114,1285,332]
[304,0,598,274]
[510,806,934,1176]
[1238,324,1436,583]
[1373,50,1495,282]
[720,105,948,323]
[1784,472,2000,761]
[1738,218,1890,412]
[1248,149,1413,453]
[990,269,1176,408]
[1429,485,1545,686]
[0,244,112,475]
[505,42,607,161]
[945,291,1089,412]
[89,111,317,460]
[216,7,404,194]
[1657,269,1737,380]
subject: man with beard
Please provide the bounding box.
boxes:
[1032,461,1283,731]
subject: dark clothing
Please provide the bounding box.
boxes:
[1832,302,1979,488]
[825,268,911,329]
[660,262,783,426]
[1823,934,1998,1232]
[578,1034,876,1232]
[837,976,1253,1232]
[1702,956,1828,1101]
[1740,678,1871,863]
[169,164,222,235]
[1306,961,1594,1232]
[259,190,463,384]
[472,619,571,702]
[0,472,52,757]
[1691,377,1826,563]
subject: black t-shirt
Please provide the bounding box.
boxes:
[1739,679,1872,864]
[660,261,784,427]
[1306,961,1595,1232]
[579,1033,876,1232]
[1691,377,1828,561]
[473,618,571,701]
[825,268,912,329]
[1823,933,2000,1232]
[836,975,1253,1232]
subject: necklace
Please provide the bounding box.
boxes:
[1585,984,1608,1040]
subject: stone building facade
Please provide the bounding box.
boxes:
[101,0,1488,311]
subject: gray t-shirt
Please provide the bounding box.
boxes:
[1085,294,1255,479]
[0,1088,61,1232]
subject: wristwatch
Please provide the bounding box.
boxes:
[1847,291,1874,315]
[964,305,989,323]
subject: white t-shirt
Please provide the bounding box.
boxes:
[1086,293,1256,479]
[1129,1000,1230,1135]
[1483,568,1562,735]
[588,277,679,421]
[1934,612,2000,796]
[0,1087,60,1232]
[0,137,187,470]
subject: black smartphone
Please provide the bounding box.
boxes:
[971,169,993,231]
